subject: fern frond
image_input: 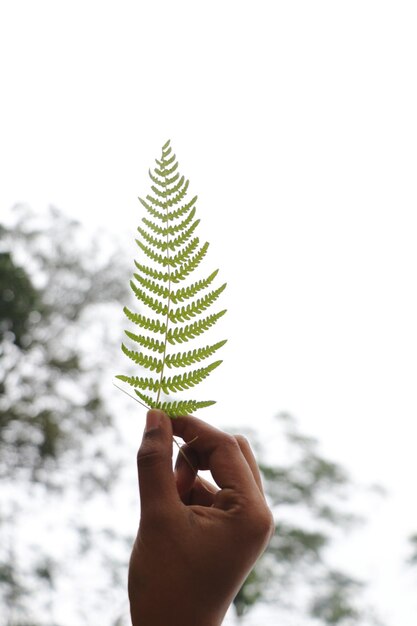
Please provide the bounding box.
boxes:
[118,141,227,418]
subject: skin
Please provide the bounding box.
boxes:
[128,409,275,626]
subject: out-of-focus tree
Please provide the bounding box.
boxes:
[0,204,128,485]
[408,533,417,565]
[0,205,131,626]
[232,413,385,626]
[0,205,386,626]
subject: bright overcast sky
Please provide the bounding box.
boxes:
[1,1,417,623]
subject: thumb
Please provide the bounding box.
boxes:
[137,409,178,519]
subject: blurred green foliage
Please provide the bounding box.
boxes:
[0,205,127,483]
[0,205,387,626]
[233,414,384,625]
[409,533,417,565]
[0,205,130,625]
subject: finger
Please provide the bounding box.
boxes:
[174,444,219,504]
[234,435,265,497]
[176,472,218,507]
[137,410,179,520]
[172,415,258,495]
[174,443,199,498]
[188,476,218,506]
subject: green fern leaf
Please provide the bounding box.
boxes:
[121,344,163,373]
[169,241,210,283]
[160,360,222,394]
[142,206,196,237]
[150,174,185,198]
[154,160,179,178]
[159,400,216,417]
[165,341,227,369]
[132,273,170,299]
[124,330,165,354]
[115,374,159,392]
[118,141,227,418]
[145,181,189,208]
[163,197,198,222]
[130,281,168,316]
[166,310,226,345]
[169,284,226,323]
[133,392,216,417]
[123,307,166,334]
[170,270,219,304]
[133,260,171,283]
[133,246,211,283]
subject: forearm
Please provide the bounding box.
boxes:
[129,580,225,626]
[128,548,226,626]
[130,603,224,626]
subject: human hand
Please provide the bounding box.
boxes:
[128,409,274,626]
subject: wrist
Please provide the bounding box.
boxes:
[131,605,223,626]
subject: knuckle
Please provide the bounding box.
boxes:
[261,509,276,539]
[234,434,250,448]
[136,438,164,470]
[249,503,275,541]
[223,433,241,450]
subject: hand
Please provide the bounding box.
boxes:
[128,409,274,626]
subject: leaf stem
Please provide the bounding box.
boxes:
[156,161,172,404]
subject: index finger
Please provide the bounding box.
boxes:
[172,415,258,494]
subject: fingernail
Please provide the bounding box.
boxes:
[145,409,162,433]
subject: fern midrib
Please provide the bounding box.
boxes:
[156,165,172,404]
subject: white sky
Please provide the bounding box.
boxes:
[1,1,417,624]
